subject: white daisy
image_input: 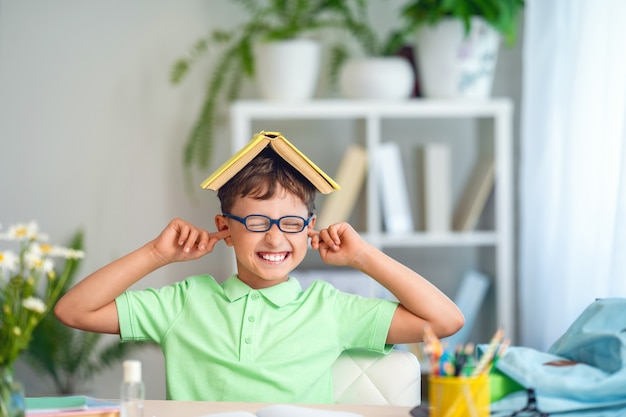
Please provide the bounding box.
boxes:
[22,297,47,314]
[4,221,48,242]
[0,250,19,275]
[24,250,54,273]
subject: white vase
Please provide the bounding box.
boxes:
[414,17,500,98]
[254,38,321,101]
[339,56,415,100]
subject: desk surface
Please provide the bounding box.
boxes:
[143,400,413,417]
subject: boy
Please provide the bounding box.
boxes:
[55,138,463,403]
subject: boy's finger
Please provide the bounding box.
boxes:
[211,229,230,241]
[177,223,190,246]
[183,229,200,253]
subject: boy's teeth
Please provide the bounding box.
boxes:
[262,253,286,262]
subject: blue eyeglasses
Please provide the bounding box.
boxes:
[222,213,314,233]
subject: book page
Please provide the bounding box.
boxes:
[257,404,363,417]
[200,134,269,190]
[269,136,339,194]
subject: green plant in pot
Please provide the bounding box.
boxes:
[402,0,524,46]
[170,0,379,179]
[400,0,524,98]
[326,5,418,100]
[23,230,155,395]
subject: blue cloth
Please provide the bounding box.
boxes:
[490,298,626,416]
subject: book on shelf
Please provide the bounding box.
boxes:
[201,131,340,194]
[375,141,414,234]
[200,404,362,417]
[452,157,495,231]
[315,145,368,229]
[442,269,490,348]
[421,143,452,233]
[26,396,119,417]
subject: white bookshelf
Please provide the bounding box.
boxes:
[229,99,515,341]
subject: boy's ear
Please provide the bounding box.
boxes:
[308,214,317,229]
[215,215,234,247]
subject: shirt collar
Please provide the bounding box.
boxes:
[222,275,302,307]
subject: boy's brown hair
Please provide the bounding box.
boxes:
[217,148,317,214]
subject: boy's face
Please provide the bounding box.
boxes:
[215,186,315,289]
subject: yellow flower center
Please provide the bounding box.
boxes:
[40,244,53,254]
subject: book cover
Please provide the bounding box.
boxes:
[200,131,340,194]
[315,145,368,229]
[422,143,452,233]
[442,270,490,347]
[375,142,414,234]
[453,158,495,231]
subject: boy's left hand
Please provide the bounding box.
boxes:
[309,222,369,267]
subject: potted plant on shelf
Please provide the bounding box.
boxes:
[329,12,418,100]
[170,0,377,177]
[401,0,524,98]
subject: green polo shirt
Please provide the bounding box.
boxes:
[116,274,397,403]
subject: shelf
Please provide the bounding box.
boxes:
[230,99,516,341]
[362,231,498,247]
[232,99,513,119]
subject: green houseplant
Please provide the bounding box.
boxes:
[401,0,524,98]
[401,0,524,46]
[170,0,387,178]
[23,229,154,395]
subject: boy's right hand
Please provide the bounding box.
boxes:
[152,218,229,263]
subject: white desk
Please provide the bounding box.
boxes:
[142,400,412,417]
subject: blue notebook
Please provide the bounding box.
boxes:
[26,396,119,414]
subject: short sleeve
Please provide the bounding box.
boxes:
[308,281,398,353]
[116,279,192,343]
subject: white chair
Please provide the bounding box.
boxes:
[332,349,421,406]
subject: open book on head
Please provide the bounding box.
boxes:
[199,404,363,417]
[200,131,340,194]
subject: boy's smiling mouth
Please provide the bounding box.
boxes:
[258,252,289,263]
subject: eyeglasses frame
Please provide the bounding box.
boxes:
[222,213,314,234]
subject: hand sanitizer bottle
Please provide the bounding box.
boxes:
[121,360,145,417]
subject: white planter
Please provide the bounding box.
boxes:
[414,17,500,98]
[254,39,321,101]
[339,57,414,100]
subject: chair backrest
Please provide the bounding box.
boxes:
[331,349,421,406]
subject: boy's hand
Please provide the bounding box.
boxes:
[310,222,369,267]
[152,218,229,264]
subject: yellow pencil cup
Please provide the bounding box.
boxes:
[428,375,490,417]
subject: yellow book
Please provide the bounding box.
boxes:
[200,131,340,194]
[453,158,495,231]
[316,144,368,228]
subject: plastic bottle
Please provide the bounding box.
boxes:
[120,360,145,417]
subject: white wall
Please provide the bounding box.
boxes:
[0,0,522,400]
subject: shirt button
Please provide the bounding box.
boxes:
[248,316,255,322]
[251,293,260,300]
[245,337,252,344]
